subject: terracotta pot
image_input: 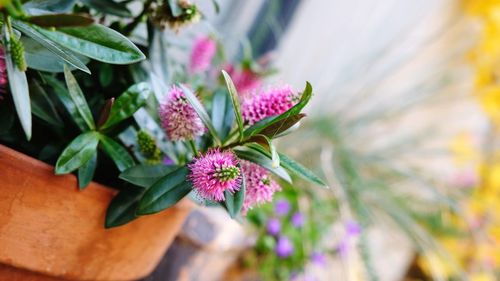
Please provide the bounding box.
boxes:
[0,144,193,281]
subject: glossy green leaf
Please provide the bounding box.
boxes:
[29,79,63,127]
[81,0,132,17]
[253,134,280,168]
[278,153,327,187]
[243,82,313,138]
[64,65,95,130]
[98,134,134,172]
[23,0,77,13]
[22,36,90,72]
[234,146,292,183]
[55,131,99,174]
[12,20,90,74]
[258,113,305,139]
[221,70,244,141]
[100,82,151,129]
[4,27,32,140]
[178,84,220,145]
[119,164,176,188]
[105,188,143,228]
[36,23,145,64]
[223,170,245,218]
[27,14,94,27]
[42,74,88,131]
[78,151,97,189]
[137,166,192,215]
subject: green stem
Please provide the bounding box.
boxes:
[123,0,154,36]
[189,139,198,155]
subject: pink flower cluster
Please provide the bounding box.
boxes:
[241,160,281,214]
[189,36,216,74]
[159,85,205,141]
[241,85,299,125]
[188,149,241,201]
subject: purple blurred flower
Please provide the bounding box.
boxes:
[345,220,362,236]
[275,236,294,258]
[310,251,327,267]
[291,212,305,228]
[163,155,174,165]
[266,218,281,236]
[337,220,362,258]
[274,199,291,217]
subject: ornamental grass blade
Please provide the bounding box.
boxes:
[137,166,192,215]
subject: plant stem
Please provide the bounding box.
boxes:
[123,0,154,36]
[189,139,198,155]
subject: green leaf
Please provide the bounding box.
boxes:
[119,164,176,188]
[211,88,228,137]
[64,65,95,130]
[78,151,97,189]
[4,27,32,140]
[278,153,327,187]
[12,20,90,74]
[221,70,244,141]
[22,36,90,72]
[27,14,94,27]
[55,131,99,174]
[243,82,313,138]
[105,188,143,228]
[100,82,151,129]
[137,166,192,215]
[234,146,292,183]
[42,74,88,131]
[29,79,63,127]
[258,113,305,139]
[254,134,280,168]
[36,23,145,64]
[178,84,220,145]
[98,133,134,172]
[23,0,77,13]
[223,170,245,218]
[81,0,132,17]
[168,0,183,17]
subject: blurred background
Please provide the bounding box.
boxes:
[144,0,500,280]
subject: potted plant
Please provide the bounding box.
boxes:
[0,0,326,280]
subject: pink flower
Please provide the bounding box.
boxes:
[224,64,261,97]
[159,85,206,141]
[188,149,241,201]
[241,160,281,214]
[241,85,299,125]
[0,47,8,96]
[189,36,216,74]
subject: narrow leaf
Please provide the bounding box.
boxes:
[223,170,245,218]
[42,74,88,131]
[29,79,63,127]
[168,0,183,17]
[36,23,145,64]
[78,151,97,189]
[55,131,99,174]
[211,88,228,138]
[234,146,292,183]
[221,70,244,140]
[98,133,134,172]
[105,188,143,228]
[119,164,176,188]
[64,64,95,130]
[100,82,151,129]
[178,84,220,145]
[27,14,94,27]
[253,134,280,168]
[81,0,132,17]
[258,113,305,139]
[12,20,90,73]
[137,166,192,215]
[4,27,32,140]
[279,153,327,187]
[23,0,77,13]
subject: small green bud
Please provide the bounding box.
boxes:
[10,37,26,72]
[137,130,162,164]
